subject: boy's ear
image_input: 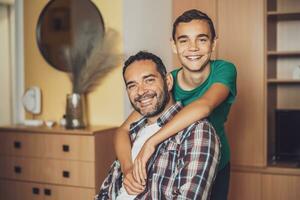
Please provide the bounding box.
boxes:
[212,38,218,52]
[166,73,174,92]
[171,39,178,54]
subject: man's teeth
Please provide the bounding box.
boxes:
[138,97,153,104]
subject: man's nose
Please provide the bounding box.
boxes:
[137,84,147,96]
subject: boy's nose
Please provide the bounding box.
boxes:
[188,41,199,51]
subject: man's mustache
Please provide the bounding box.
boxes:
[134,92,157,102]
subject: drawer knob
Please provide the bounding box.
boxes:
[44,188,51,196]
[32,187,40,195]
[14,166,22,174]
[14,141,22,149]
[62,144,70,152]
[62,170,70,178]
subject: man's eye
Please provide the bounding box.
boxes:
[127,84,136,90]
[145,78,155,84]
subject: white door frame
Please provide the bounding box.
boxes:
[12,0,25,124]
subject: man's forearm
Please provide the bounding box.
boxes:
[114,127,133,173]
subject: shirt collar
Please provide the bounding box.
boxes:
[129,102,183,135]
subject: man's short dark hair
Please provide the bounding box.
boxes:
[123,51,167,80]
[172,9,216,41]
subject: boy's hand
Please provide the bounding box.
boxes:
[123,167,145,195]
[133,140,156,185]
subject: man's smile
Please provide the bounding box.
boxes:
[135,93,157,108]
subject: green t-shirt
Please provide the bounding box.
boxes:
[171,60,237,170]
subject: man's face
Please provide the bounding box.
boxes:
[172,19,216,72]
[124,60,170,117]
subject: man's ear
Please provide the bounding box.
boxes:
[171,39,178,54]
[166,73,174,92]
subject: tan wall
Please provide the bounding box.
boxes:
[24,0,124,126]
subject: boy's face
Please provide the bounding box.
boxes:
[172,19,216,72]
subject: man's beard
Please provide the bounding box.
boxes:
[130,81,170,118]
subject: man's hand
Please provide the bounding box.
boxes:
[123,167,145,195]
[133,140,156,185]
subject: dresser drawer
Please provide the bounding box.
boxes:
[0,156,95,187]
[0,132,95,161]
[0,179,44,200]
[0,179,95,200]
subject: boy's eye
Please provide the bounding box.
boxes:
[199,38,208,42]
[178,39,188,44]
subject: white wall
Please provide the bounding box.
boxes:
[0,0,24,125]
[122,0,172,117]
[0,5,12,125]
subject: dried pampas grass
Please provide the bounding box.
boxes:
[65,28,122,94]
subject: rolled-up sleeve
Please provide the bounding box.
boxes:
[95,161,122,200]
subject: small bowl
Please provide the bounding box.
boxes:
[45,120,55,128]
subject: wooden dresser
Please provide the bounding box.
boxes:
[0,125,116,200]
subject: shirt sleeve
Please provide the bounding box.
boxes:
[95,160,123,200]
[174,121,220,200]
[213,61,237,104]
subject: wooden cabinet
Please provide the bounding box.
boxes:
[0,125,116,200]
[218,0,266,167]
[0,179,94,200]
[0,132,95,161]
[266,0,300,164]
[229,171,262,200]
[229,167,300,200]
[262,174,300,200]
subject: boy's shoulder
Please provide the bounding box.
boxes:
[212,59,237,75]
[213,59,235,68]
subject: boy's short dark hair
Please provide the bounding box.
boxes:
[172,9,216,41]
[123,51,167,80]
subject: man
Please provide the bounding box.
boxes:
[96,51,220,200]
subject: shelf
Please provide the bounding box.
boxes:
[232,164,300,176]
[268,79,300,84]
[267,11,300,20]
[267,51,300,57]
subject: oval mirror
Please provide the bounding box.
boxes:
[36,0,105,72]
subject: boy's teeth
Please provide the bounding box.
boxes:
[187,56,200,60]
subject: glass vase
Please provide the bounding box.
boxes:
[65,93,87,129]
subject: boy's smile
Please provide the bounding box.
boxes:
[172,19,216,72]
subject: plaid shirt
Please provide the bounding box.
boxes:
[96,102,220,200]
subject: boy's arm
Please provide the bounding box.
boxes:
[133,83,229,182]
[113,110,141,173]
[150,83,229,145]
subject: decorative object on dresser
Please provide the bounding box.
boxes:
[0,125,116,200]
[36,0,121,129]
[22,86,42,115]
[22,86,44,127]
